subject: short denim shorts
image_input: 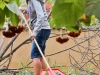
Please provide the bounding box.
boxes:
[31,29,51,58]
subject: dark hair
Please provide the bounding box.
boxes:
[26,0,29,4]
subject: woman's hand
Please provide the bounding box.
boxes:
[31,36,35,40]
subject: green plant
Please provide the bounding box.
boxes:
[1,0,100,33]
[47,0,54,3]
[86,64,94,73]
[62,68,72,75]
[47,57,51,67]
[0,0,23,28]
[20,57,30,70]
[49,17,56,28]
[51,0,100,32]
[52,60,57,68]
[45,71,49,75]
[17,70,33,75]
[74,68,80,75]
[52,0,85,32]
[16,57,34,75]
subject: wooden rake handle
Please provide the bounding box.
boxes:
[21,12,51,69]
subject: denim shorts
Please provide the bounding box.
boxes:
[31,29,51,58]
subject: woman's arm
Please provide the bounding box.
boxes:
[31,0,45,36]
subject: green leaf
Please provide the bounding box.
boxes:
[54,0,81,4]
[49,18,56,27]
[52,0,85,32]
[0,1,21,28]
[6,1,24,20]
[0,8,5,28]
[4,6,19,26]
[10,14,19,26]
[86,1,100,21]
[13,0,20,6]
[0,1,6,10]
[86,0,99,5]
[80,15,91,26]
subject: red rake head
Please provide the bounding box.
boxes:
[41,68,66,75]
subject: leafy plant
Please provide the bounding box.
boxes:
[85,0,100,20]
[1,0,100,32]
[52,0,85,32]
[74,68,80,75]
[0,0,23,28]
[17,57,32,75]
[20,57,30,70]
[47,57,52,66]
[61,68,72,75]
[45,71,49,75]
[86,64,94,73]
[51,0,100,32]
[52,60,58,68]
[46,0,54,3]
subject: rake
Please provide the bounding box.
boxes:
[21,11,57,75]
[21,8,66,75]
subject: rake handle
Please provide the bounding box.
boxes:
[21,12,51,69]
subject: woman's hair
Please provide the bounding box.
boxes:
[26,0,29,4]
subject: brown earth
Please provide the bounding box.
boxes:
[0,30,100,73]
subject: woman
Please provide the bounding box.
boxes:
[25,0,51,75]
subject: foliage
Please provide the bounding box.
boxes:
[79,0,100,27]
[18,70,33,75]
[0,0,22,28]
[62,68,72,75]
[85,0,100,20]
[1,0,100,32]
[46,0,54,3]
[52,0,86,32]
[52,0,100,32]
[20,57,30,70]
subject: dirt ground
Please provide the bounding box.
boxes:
[0,30,100,74]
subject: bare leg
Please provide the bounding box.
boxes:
[32,58,42,75]
[40,57,46,69]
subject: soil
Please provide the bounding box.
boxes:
[0,70,99,75]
